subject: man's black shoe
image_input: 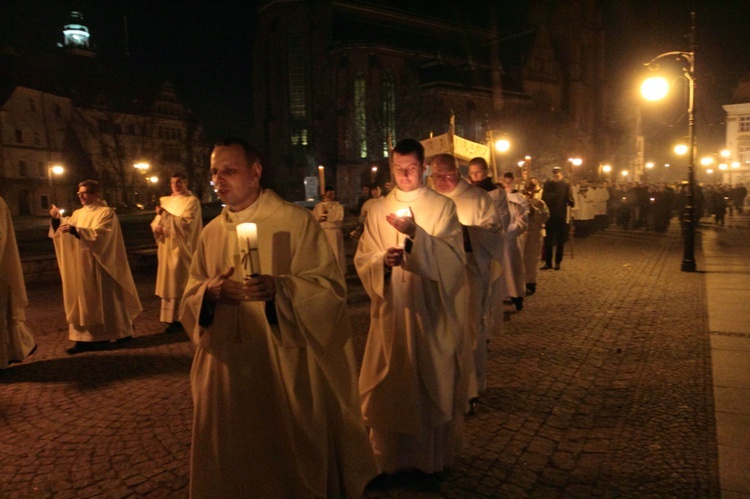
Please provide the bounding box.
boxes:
[65,341,105,355]
[164,322,184,334]
[512,297,524,311]
[540,264,552,270]
[554,264,561,270]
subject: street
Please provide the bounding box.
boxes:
[2,215,744,497]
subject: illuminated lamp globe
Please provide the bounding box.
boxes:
[495,139,510,153]
[641,77,669,101]
[674,144,689,156]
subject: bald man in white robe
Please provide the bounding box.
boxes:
[180,139,377,498]
[430,154,504,413]
[0,196,36,368]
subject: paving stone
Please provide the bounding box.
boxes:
[0,220,731,497]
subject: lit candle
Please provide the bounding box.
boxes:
[318,165,325,197]
[395,208,412,247]
[236,223,260,278]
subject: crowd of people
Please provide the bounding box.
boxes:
[1,135,747,497]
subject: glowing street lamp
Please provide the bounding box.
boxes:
[700,157,714,167]
[674,144,689,156]
[48,163,65,204]
[494,139,510,153]
[645,162,654,169]
[487,130,511,178]
[621,170,629,178]
[602,164,612,174]
[641,13,697,272]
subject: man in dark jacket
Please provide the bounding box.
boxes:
[541,166,574,270]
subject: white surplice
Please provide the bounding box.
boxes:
[151,192,202,322]
[180,189,377,498]
[49,200,142,341]
[355,186,467,473]
[502,191,529,299]
[312,200,347,277]
[0,196,36,368]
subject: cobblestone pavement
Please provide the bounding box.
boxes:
[0,220,722,497]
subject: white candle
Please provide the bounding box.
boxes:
[318,165,325,197]
[395,208,412,247]
[236,223,260,277]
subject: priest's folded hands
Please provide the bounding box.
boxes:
[206,266,276,304]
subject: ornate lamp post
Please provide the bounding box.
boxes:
[48,164,65,204]
[641,12,697,272]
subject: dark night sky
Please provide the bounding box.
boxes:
[2,0,750,150]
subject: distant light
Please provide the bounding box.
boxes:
[50,165,65,175]
[731,162,740,169]
[720,149,731,158]
[718,163,728,170]
[645,162,654,169]
[569,157,583,166]
[706,169,714,174]
[700,157,713,166]
[621,170,629,177]
[641,77,669,101]
[149,176,159,184]
[495,139,510,153]
[602,164,612,173]
[674,144,688,156]
[664,163,670,168]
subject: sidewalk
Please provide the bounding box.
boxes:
[702,213,750,497]
[0,214,746,497]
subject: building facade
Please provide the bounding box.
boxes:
[722,78,750,186]
[0,12,209,216]
[253,0,608,203]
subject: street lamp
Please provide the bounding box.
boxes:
[487,130,511,179]
[641,12,697,272]
[48,163,65,204]
[148,176,159,208]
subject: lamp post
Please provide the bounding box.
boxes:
[48,164,65,204]
[133,161,150,207]
[641,12,697,272]
[487,130,511,179]
[148,176,159,208]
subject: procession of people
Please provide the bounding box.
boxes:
[2,135,746,498]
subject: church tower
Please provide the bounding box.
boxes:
[62,11,95,57]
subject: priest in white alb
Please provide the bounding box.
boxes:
[355,139,467,474]
[429,154,504,414]
[49,180,142,355]
[179,138,377,498]
[312,186,347,277]
[1,196,36,368]
[500,171,529,311]
[151,173,202,333]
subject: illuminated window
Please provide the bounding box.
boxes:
[382,74,396,157]
[740,146,750,164]
[288,31,308,146]
[354,77,367,158]
[740,116,750,133]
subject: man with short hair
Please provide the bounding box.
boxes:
[180,138,377,497]
[355,138,466,474]
[151,173,202,333]
[49,180,142,354]
[430,153,503,414]
[541,166,574,270]
[0,196,36,368]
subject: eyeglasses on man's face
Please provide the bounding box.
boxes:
[432,173,457,182]
[77,191,93,197]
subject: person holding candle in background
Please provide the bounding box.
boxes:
[151,173,202,333]
[0,196,37,368]
[354,138,467,475]
[312,186,347,277]
[179,138,377,498]
[49,180,142,354]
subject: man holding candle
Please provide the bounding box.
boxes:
[355,138,467,474]
[49,180,142,354]
[0,196,37,368]
[179,138,377,498]
[429,153,504,415]
[312,186,347,277]
[151,173,202,333]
